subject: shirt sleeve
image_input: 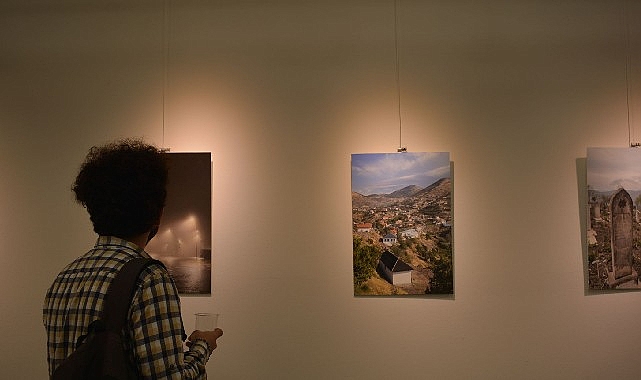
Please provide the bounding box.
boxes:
[128,263,210,380]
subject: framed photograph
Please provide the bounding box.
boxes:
[351,152,453,296]
[146,152,212,295]
[587,147,641,290]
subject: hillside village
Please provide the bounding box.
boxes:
[352,178,453,295]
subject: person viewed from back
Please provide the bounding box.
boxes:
[43,138,222,379]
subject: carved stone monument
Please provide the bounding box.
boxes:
[588,196,601,230]
[608,188,638,288]
[591,198,601,220]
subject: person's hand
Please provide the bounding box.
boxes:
[187,328,223,354]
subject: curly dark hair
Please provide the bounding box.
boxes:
[72,138,168,239]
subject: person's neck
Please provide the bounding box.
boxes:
[124,233,149,250]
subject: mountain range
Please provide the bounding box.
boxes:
[352,178,451,209]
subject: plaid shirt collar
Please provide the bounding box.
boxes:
[94,235,152,259]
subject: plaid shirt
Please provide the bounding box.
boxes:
[43,236,210,379]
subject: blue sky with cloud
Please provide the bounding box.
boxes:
[587,147,641,191]
[351,152,450,195]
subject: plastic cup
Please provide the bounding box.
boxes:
[195,312,219,331]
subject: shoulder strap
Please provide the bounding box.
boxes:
[102,257,162,332]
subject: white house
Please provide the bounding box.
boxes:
[401,228,419,239]
[382,233,397,246]
[378,251,413,285]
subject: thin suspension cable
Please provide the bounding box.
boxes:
[394,0,403,151]
[624,0,633,147]
[162,0,169,149]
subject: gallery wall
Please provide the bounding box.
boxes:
[1,0,640,378]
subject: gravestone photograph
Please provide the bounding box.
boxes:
[587,148,641,290]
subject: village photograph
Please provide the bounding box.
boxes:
[351,152,453,296]
[587,147,641,290]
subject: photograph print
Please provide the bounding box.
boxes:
[587,147,641,290]
[146,152,212,295]
[352,152,453,296]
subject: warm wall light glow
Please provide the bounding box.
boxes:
[162,67,254,153]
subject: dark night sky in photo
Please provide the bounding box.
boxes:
[162,152,212,247]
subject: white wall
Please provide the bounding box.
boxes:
[1,0,641,378]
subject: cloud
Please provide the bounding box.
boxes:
[352,152,450,195]
[587,147,641,191]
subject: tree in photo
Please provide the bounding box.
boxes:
[353,236,381,289]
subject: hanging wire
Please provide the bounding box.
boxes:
[161,0,169,150]
[394,0,406,153]
[623,0,637,147]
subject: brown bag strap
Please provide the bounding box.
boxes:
[102,258,164,332]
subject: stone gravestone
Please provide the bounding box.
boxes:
[608,188,638,288]
[591,197,601,220]
[588,196,600,230]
